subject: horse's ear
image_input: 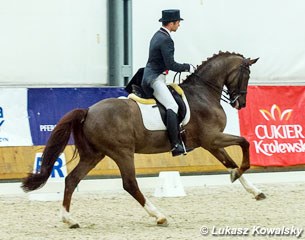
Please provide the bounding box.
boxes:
[249,58,259,65]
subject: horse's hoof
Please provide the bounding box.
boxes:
[255,193,266,201]
[157,218,168,227]
[230,169,240,183]
[69,223,80,229]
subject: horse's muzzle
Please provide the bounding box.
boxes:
[233,100,240,109]
[230,95,246,110]
[230,95,240,109]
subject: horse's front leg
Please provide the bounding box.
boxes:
[209,133,250,181]
[209,146,266,200]
[238,175,266,200]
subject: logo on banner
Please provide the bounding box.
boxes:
[34,153,67,182]
[253,104,305,157]
[0,107,5,128]
[0,106,9,143]
[40,124,56,132]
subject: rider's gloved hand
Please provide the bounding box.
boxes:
[189,64,196,73]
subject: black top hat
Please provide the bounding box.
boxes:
[159,9,184,22]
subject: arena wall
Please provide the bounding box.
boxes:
[1,85,305,180]
[0,87,243,180]
[0,145,242,180]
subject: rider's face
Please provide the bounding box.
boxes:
[170,21,180,32]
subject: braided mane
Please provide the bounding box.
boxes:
[183,51,244,83]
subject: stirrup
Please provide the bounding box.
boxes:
[171,143,193,157]
[171,144,185,157]
[181,141,194,154]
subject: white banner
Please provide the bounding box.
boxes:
[0,88,32,146]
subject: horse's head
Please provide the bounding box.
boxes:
[225,57,259,110]
[182,52,259,110]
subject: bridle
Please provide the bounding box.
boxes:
[222,59,250,107]
[188,59,250,107]
[172,59,251,107]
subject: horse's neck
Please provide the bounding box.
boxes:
[181,60,230,104]
[187,65,227,94]
[181,75,223,105]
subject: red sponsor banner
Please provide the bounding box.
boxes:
[239,86,305,166]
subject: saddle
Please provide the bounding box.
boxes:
[125,68,187,126]
[129,84,187,126]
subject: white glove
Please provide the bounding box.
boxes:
[189,64,196,74]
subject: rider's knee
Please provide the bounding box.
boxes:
[167,103,179,114]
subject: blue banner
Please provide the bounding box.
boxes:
[28,87,127,145]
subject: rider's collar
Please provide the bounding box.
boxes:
[160,27,171,37]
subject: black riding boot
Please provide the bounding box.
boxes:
[166,109,192,157]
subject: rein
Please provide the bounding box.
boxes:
[173,72,182,84]
[189,73,231,104]
[174,72,228,102]
[173,64,196,84]
[173,71,226,101]
[171,59,250,106]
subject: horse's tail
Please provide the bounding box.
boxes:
[22,108,91,192]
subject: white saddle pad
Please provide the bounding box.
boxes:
[134,95,191,131]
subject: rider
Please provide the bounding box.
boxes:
[141,9,195,157]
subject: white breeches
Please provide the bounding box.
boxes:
[151,74,178,114]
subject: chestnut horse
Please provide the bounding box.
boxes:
[22,52,265,228]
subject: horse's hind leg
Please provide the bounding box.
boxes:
[113,152,168,226]
[209,148,266,200]
[61,155,103,228]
